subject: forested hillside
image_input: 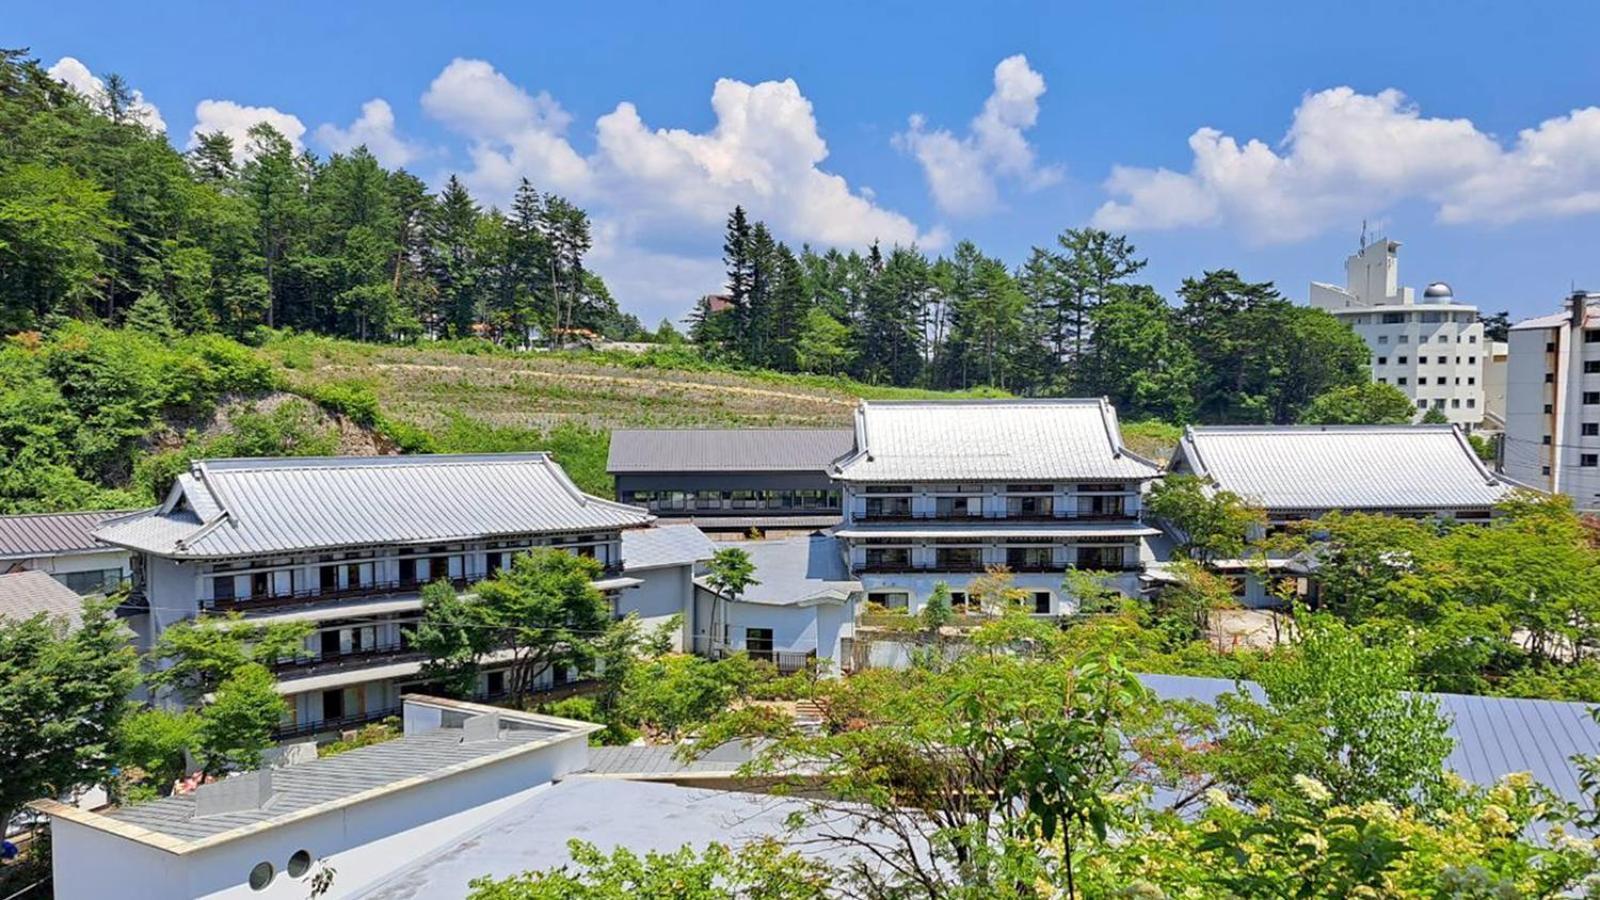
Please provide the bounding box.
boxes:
[0,49,1385,429]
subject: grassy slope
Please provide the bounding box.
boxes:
[255,335,1011,495]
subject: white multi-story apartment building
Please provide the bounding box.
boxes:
[94,453,660,739]
[829,399,1162,616]
[1503,292,1600,511]
[1310,237,1489,427]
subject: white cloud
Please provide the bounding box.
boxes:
[314,99,424,168]
[895,54,1062,217]
[189,99,307,163]
[47,56,166,132]
[417,58,935,322]
[1093,86,1600,241]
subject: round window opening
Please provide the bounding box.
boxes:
[287,850,313,878]
[249,861,275,891]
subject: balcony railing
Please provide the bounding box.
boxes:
[270,640,426,678]
[207,563,623,614]
[690,639,818,674]
[855,561,1141,575]
[272,679,606,741]
[209,576,472,614]
[273,704,403,741]
[853,511,1139,523]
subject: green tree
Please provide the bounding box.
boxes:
[1300,381,1417,425]
[1080,284,1197,422]
[1420,406,1450,424]
[124,293,177,340]
[145,614,312,703]
[467,839,831,900]
[0,162,119,329]
[415,549,614,705]
[704,547,760,653]
[116,707,203,795]
[198,662,287,774]
[1145,474,1266,564]
[921,581,955,630]
[1209,616,1454,809]
[0,598,139,830]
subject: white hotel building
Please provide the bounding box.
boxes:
[93,454,663,738]
[1504,292,1600,512]
[1309,238,1491,428]
[829,399,1162,616]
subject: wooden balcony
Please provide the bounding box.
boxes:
[270,640,426,678]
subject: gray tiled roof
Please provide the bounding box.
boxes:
[0,509,135,560]
[583,742,755,776]
[832,399,1161,483]
[94,454,653,559]
[0,570,86,625]
[679,513,842,531]
[1139,673,1600,806]
[108,717,574,842]
[695,535,858,606]
[606,428,856,473]
[1171,425,1515,512]
[622,524,717,571]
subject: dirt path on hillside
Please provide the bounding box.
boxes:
[322,361,859,408]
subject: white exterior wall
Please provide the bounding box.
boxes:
[1483,341,1510,425]
[1503,301,1600,511]
[50,734,590,900]
[1309,239,1488,427]
[1504,325,1557,490]
[4,548,131,584]
[691,591,857,666]
[614,564,696,651]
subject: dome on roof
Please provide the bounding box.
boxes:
[1423,281,1454,300]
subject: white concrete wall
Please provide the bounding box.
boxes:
[1504,325,1557,490]
[615,564,694,651]
[690,591,856,668]
[7,548,131,583]
[51,732,590,900]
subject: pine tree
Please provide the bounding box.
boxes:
[427,176,481,337]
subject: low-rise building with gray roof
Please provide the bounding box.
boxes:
[0,509,134,594]
[608,428,854,535]
[691,534,861,673]
[0,569,88,626]
[1168,424,1518,521]
[35,696,598,900]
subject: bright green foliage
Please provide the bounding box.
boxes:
[1083,773,1600,898]
[145,614,312,703]
[1206,616,1454,809]
[1299,381,1418,425]
[466,839,832,900]
[1179,270,1369,423]
[198,662,287,774]
[921,582,955,630]
[619,653,766,741]
[413,549,613,705]
[0,161,118,328]
[0,323,277,512]
[794,306,853,375]
[117,707,203,791]
[1420,406,1450,424]
[1145,474,1266,563]
[0,597,139,829]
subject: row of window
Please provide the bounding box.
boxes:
[208,544,606,603]
[626,489,840,512]
[862,495,1127,518]
[861,482,1132,495]
[1414,398,1475,410]
[868,589,1057,615]
[1374,332,1479,344]
[1376,375,1479,392]
[861,545,1131,569]
[1373,355,1478,366]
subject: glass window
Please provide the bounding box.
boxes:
[213,575,236,601]
[1583,454,1599,468]
[57,568,123,595]
[1032,591,1051,615]
[1006,546,1053,570]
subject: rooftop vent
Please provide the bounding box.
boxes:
[194,770,276,818]
[460,711,502,743]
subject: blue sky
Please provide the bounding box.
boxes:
[15,0,1600,324]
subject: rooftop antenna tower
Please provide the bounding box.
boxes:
[1358,219,1368,250]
